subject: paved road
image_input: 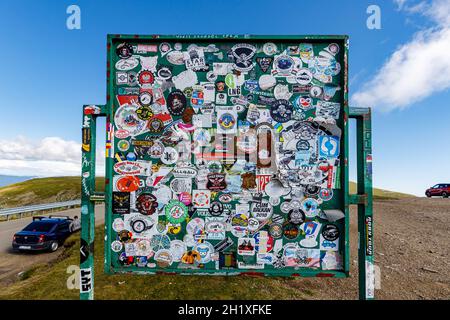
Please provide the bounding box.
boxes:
[0,204,105,285]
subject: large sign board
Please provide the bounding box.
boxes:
[101,35,350,277]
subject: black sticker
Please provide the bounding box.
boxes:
[116,43,133,59]
[136,193,158,215]
[157,65,173,80]
[206,173,227,191]
[112,192,130,214]
[283,222,299,239]
[256,57,273,73]
[322,224,340,241]
[138,91,153,107]
[167,90,187,116]
[365,217,373,256]
[270,99,293,123]
[288,208,306,225]
[80,239,92,264]
[208,201,224,216]
[82,128,90,152]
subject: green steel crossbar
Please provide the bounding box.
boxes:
[349,107,374,300]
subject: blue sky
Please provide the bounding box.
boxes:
[0,0,449,196]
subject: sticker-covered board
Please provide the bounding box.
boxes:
[105,35,349,276]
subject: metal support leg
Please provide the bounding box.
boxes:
[349,107,374,300]
[80,105,106,300]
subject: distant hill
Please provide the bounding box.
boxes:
[349,182,414,200]
[0,175,35,188]
[0,176,105,209]
[0,176,413,209]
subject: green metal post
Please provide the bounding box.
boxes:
[80,106,97,300]
[349,107,374,300]
[80,105,107,300]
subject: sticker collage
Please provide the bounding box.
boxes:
[108,38,346,274]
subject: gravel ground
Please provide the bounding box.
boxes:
[287,197,450,299]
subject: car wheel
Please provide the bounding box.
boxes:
[49,241,59,252]
[426,192,431,198]
[442,192,448,198]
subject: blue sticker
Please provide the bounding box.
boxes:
[319,136,340,158]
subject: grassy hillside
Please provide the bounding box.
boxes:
[0,177,413,209]
[349,182,414,200]
[0,225,318,300]
[0,176,105,209]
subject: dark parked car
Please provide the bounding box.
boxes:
[12,216,73,252]
[425,184,450,198]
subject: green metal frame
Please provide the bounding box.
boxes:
[80,34,373,300]
[349,107,374,300]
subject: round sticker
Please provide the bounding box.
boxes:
[115,104,147,136]
[136,193,158,215]
[270,100,293,123]
[136,105,153,120]
[137,70,154,87]
[310,86,323,98]
[283,222,299,239]
[322,224,340,241]
[247,218,260,232]
[157,66,172,80]
[178,192,192,205]
[159,42,172,54]
[165,200,188,224]
[131,218,153,234]
[117,140,130,152]
[288,208,306,225]
[274,54,294,76]
[111,240,123,253]
[208,201,224,217]
[167,90,187,116]
[161,147,178,165]
[112,218,125,232]
[139,91,153,106]
[263,42,278,56]
[154,249,173,268]
[194,242,214,264]
[218,112,236,131]
[269,223,283,239]
[319,188,333,201]
[116,175,140,192]
[116,43,133,59]
[118,230,132,242]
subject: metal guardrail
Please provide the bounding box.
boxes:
[0,200,81,221]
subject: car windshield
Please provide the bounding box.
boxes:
[432,184,440,188]
[23,222,55,232]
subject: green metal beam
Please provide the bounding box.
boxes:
[349,107,374,300]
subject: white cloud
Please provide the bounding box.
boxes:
[0,136,104,177]
[352,0,450,111]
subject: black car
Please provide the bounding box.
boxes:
[12,216,74,252]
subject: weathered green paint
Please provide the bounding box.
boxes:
[349,107,374,300]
